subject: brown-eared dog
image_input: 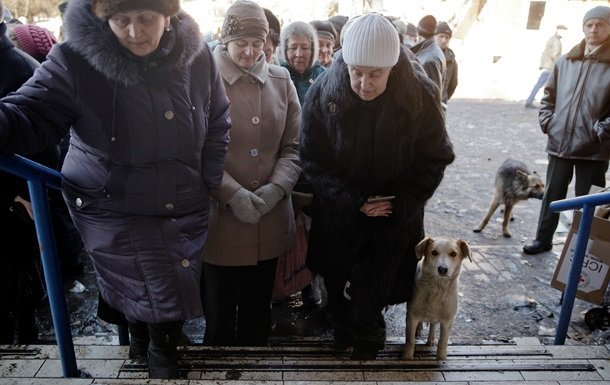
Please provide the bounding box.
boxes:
[403,237,471,360]
[473,158,544,238]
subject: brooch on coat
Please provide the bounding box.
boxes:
[328,102,337,113]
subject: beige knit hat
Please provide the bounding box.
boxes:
[342,13,400,68]
[91,0,180,19]
[221,0,269,44]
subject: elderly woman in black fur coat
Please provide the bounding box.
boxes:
[300,14,455,360]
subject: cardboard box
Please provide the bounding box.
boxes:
[551,209,610,305]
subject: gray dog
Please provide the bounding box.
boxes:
[473,159,544,238]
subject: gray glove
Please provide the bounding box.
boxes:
[253,183,285,216]
[228,187,265,224]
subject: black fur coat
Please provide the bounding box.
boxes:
[300,51,455,316]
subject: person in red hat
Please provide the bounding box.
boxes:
[7,24,58,63]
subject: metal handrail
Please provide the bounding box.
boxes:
[0,154,79,377]
[549,190,610,345]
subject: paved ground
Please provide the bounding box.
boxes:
[38,99,607,347]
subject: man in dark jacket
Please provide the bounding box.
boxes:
[435,21,458,106]
[411,14,446,97]
[524,6,610,254]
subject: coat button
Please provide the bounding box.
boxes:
[249,76,257,84]
[191,105,196,111]
[250,148,259,157]
[250,180,260,189]
[251,116,260,124]
[164,110,175,120]
[165,203,174,210]
[181,259,190,268]
[75,198,83,207]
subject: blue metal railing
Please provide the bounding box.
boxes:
[0,154,79,377]
[549,190,610,345]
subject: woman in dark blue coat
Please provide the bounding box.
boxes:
[0,0,231,378]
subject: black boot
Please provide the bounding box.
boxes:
[147,321,183,379]
[127,321,149,360]
[351,339,384,360]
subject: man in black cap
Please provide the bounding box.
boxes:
[410,14,446,97]
[524,24,567,108]
[435,21,458,105]
[524,6,610,255]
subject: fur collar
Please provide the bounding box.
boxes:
[566,38,610,63]
[62,0,203,87]
[318,49,438,119]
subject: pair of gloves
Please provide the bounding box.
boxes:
[228,183,285,224]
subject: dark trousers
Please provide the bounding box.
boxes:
[201,258,277,346]
[535,155,608,244]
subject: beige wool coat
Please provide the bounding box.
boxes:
[203,46,302,266]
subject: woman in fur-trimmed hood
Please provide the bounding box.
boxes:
[300,14,454,360]
[0,0,231,378]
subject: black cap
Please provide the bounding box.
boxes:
[435,21,452,37]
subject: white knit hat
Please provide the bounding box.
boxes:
[342,13,400,68]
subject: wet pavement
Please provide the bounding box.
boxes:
[38,99,605,347]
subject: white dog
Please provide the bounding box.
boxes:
[403,237,471,360]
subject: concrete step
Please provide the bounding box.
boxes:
[0,337,609,384]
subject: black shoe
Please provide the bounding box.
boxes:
[301,282,322,307]
[147,322,182,379]
[333,328,353,351]
[523,240,552,255]
[351,340,384,360]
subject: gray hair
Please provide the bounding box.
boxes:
[279,21,319,70]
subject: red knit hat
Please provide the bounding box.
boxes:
[10,24,58,62]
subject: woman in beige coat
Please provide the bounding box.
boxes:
[201,0,301,346]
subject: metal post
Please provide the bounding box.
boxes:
[28,180,79,377]
[553,204,595,345]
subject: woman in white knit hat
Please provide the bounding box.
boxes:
[300,13,454,359]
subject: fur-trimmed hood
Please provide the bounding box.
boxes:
[62,0,203,86]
